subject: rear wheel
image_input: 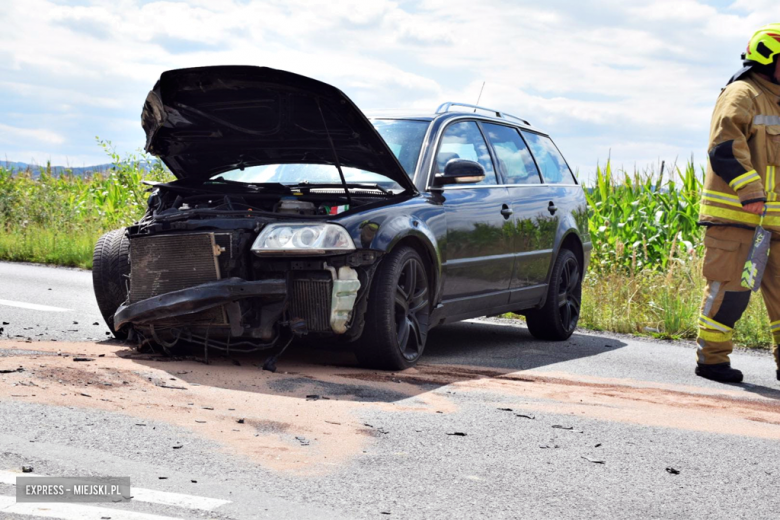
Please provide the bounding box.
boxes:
[355,246,430,370]
[525,248,581,341]
[92,229,131,340]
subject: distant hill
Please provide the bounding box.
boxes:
[3,161,155,177]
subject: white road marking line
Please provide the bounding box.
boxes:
[0,495,184,520]
[0,471,230,512]
[130,487,231,511]
[0,299,71,312]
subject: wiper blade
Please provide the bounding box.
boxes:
[204,178,289,191]
[291,183,392,195]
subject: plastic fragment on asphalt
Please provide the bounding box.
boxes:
[306,394,330,401]
[237,418,245,424]
[582,456,605,464]
[666,467,680,475]
[516,414,535,420]
[21,466,33,473]
[173,445,183,449]
[552,425,573,430]
[0,367,24,373]
[497,408,513,411]
[446,432,467,436]
[73,357,94,362]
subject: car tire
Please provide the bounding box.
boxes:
[355,246,430,370]
[92,228,131,340]
[525,248,581,341]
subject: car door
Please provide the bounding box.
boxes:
[435,120,514,316]
[480,123,554,305]
[520,129,580,275]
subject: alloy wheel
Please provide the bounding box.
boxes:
[394,257,429,360]
[557,256,581,333]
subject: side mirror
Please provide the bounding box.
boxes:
[434,159,486,186]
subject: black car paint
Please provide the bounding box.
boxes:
[142,66,416,192]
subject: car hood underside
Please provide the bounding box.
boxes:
[142,65,416,193]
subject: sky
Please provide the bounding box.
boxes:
[0,0,777,182]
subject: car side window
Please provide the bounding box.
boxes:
[520,131,577,184]
[481,123,541,185]
[436,121,497,185]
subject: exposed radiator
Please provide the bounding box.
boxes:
[289,278,332,332]
[129,233,226,324]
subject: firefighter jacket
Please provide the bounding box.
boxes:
[699,72,780,231]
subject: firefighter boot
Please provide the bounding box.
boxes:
[695,362,744,383]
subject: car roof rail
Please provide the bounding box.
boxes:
[435,102,531,126]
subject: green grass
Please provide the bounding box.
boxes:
[0,224,100,269]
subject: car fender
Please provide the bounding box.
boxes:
[367,215,442,301]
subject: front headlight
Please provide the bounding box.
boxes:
[251,223,356,255]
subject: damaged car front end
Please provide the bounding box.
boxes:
[92,65,434,369]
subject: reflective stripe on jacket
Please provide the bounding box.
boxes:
[699,72,780,230]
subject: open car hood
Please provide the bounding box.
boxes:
[142,66,416,192]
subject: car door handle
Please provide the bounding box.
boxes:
[501,205,514,219]
[548,202,558,215]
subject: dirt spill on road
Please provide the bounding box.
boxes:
[2,340,780,474]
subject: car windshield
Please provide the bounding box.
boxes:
[211,119,429,190]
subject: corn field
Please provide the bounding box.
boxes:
[585,160,703,272]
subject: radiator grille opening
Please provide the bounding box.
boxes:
[129,233,226,324]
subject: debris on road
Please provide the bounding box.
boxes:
[306,394,331,401]
[446,432,467,437]
[237,418,245,424]
[159,384,187,390]
[80,393,92,398]
[552,425,574,430]
[202,407,214,410]
[22,466,33,473]
[73,358,94,362]
[0,367,24,373]
[295,436,310,446]
[582,456,606,464]
[172,445,183,449]
[497,407,513,412]
[516,414,535,420]
[595,443,602,448]
[666,467,680,475]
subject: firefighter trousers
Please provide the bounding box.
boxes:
[697,226,780,368]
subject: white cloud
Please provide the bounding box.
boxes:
[0,123,65,145]
[0,0,776,181]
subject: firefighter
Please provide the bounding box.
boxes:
[696,24,780,383]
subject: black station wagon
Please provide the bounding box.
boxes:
[92,66,591,370]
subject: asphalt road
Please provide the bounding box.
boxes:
[2,261,780,520]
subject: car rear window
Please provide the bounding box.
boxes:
[520,131,577,184]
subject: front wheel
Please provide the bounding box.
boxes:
[92,229,131,340]
[525,248,582,341]
[355,246,430,370]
